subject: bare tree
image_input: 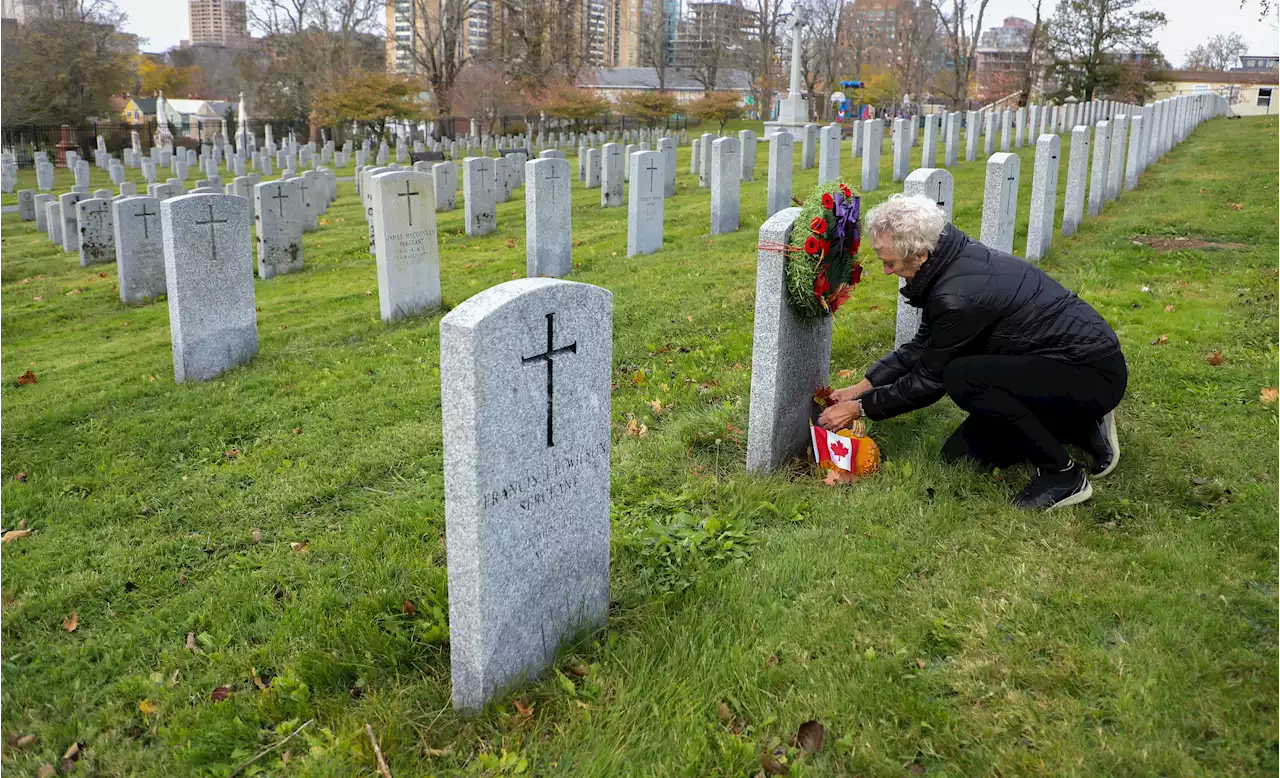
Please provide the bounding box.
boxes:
[637,0,674,90]
[1017,0,1045,105]
[405,0,482,116]
[886,0,940,111]
[742,0,788,120]
[800,0,847,121]
[931,0,988,109]
[487,0,596,84]
[1183,32,1249,70]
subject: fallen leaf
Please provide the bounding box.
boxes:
[251,529,262,544]
[15,471,27,482]
[60,742,82,772]
[424,745,455,758]
[687,315,693,322]
[1261,387,1279,404]
[292,427,302,435]
[210,686,231,703]
[16,369,37,386]
[631,370,646,385]
[278,324,289,331]
[290,542,308,553]
[795,720,825,753]
[1164,304,1176,312]
[2,529,34,543]
[1229,203,1243,211]
[251,667,268,691]
[32,296,43,301]
[225,449,239,460]
[761,750,790,775]
[138,700,157,716]
[716,701,733,721]
[836,369,856,379]
[63,611,78,632]
[1150,334,1168,345]
[186,632,197,651]
[625,417,648,437]
[1206,351,1224,366]
[659,382,670,391]
[38,765,56,778]
[648,398,666,415]
[403,599,416,617]
[765,654,779,668]
[513,696,534,717]
[8,734,37,749]
[505,237,516,248]
[565,659,588,677]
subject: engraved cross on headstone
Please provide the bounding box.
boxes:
[545,165,561,204]
[195,201,229,262]
[397,179,420,226]
[136,203,157,238]
[521,312,578,448]
[1006,173,1017,219]
[87,201,109,230]
[272,185,289,218]
[645,158,659,190]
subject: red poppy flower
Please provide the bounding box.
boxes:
[851,237,861,254]
[804,235,821,255]
[829,283,852,313]
[809,216,828,234]
[821,193,836,210]
[813,270,831,298]
[851,263,863,285]
[839,183,852,198]
[818,239,830,255]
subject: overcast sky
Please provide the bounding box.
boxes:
[118,0,1279,65]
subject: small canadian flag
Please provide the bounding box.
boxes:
[812,425,858,472]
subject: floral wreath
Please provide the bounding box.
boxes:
[779,182,864,319]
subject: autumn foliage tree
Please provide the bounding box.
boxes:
[311,72,426,136]
[618,92,679,130]
[533,83,610,129]
[137,57,198,98]
[687,92,745,133]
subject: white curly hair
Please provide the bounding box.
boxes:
[864,194,947,259]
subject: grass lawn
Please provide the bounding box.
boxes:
[1,116,1276,777]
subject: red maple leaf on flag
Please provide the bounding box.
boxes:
[829,439,850,458]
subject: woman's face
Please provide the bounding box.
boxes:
[872,232,926,280]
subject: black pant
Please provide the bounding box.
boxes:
[940,352,1127,471]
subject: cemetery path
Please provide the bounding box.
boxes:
[0,116,1275,776]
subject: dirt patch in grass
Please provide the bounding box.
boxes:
[1131,235,1250,252]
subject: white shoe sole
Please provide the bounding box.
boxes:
[1049,477,1093,509]
[1094,412,1120,479]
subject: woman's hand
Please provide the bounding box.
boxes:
[830,378,873,404]
[818,400,862,431]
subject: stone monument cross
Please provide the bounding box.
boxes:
[397,179,421,226]
[195,201,230,262]
[135,203,157,239]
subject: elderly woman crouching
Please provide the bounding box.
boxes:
[817,194,1127,510]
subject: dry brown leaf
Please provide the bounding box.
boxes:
[505,237,517,248]
[513,696,534,717]
[565,659,588,677]
[210,686,231,703]
[16,369,37,386]
[716,701,733,721]
[292,427,302,435]
[290,542,308,553]
[648,398,666,415]
[38,764,56,778]
[424,745,455,758]
[2,529,34,543]
[225,449,239,460]
[60,742,82,772]
[916,658,926,669]
[403,599,417,617]
[186,632,197,651]
[15,471,28,482]
[9,734,37,749]
[836,369,857,379]
[1229,203,1243,210]
[795,720,825,753]
[1261,387,1279,404]
[138,699,157,716]
[63,611,78,632]
[765,654,779,668]
[1164,304,1176,312]
[251,667,268,691]
[251,530,262,544]
[625,417,648,437]
[760,751,790,775]
[1150,334,1168,346]
[1206,351,1224,366]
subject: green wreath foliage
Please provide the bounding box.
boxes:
[784,181,860,319]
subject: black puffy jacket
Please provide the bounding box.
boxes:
[860,225,1122,421]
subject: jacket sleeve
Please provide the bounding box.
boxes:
[865,310,931,387]
[861,293,997,420]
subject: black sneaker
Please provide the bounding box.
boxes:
[1012,462,1093,510]
[1084,412,1120,478]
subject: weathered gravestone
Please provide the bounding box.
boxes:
[1015,107,1026,148]
[463,157,497,236]
[77,197,115,266]
[36,163,54,191]
[659,137,676,197]
[802,124,818,170]
[120,182,137,197]
[746,207,832,474]
[433,161,457,211]
[818,124,841,185]
[600,143,623,208]
[1088,120,1111,218]
[983,111,997,155]
[161,194,257,382]
[1000,109,1013,151]
[767,131,794,217]
[710,138,740,235]
[627,151,664,256]
[921,115,939,168]
[254,179,305,279]
[861,119,882,192]
[699,132,714,186]
[114,196,167,303]
[526,158,572,278]
[980,152,1020,254]
[18,190,36,221]
[34,194,53,231]
[891,118,910,183]
[690,138,701,176]
[372,171,440,320]
[440,277,612,713]
[945,112,960,167]
[1106,115,1127,202]
[1062,126,1090,237]
[895,171,955,348]
[58,192,85,252]
[738,129,756,183]
[46,202,62,245]
[1124,116,1144,192]
[965,110,980,162]
[1024,134,1061,262]
[584,148,601,189]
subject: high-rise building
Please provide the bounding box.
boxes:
[672,0,756,71]
[187,0,248,47]
[602,0,641,67]
[975,16,1037,99]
